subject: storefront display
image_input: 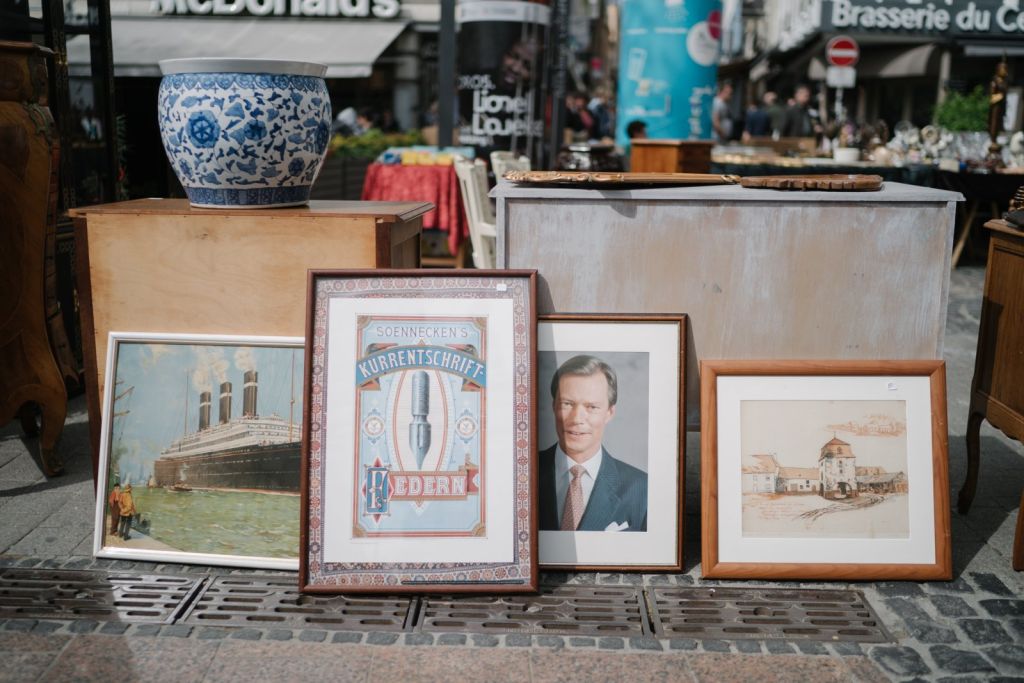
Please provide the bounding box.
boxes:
[300,270,537,593]
[93,333,304,570]
[537,314,685,572]
[700,359,951,581]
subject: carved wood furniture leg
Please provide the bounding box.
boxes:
[959,410,984,514]
[18,403,39,437]
[1014,489,1024,571]
[37,386,66,477]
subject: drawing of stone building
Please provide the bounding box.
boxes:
[741,454,779,493]
[818,435,858,499]
[777,466,819,494]
[856,467,908,494]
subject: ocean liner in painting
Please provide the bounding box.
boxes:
[153,370,300,492]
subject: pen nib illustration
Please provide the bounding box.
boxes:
[410,371,431,469]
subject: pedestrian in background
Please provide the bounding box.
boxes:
[712,81,734,143]
[743,92,773,140]
[780,84,819,138]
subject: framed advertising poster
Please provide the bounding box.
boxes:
[300,270,537,593]
[701,360,951,581]
[537,314,685,572]
[93,332,303,570]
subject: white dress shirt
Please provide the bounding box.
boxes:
[554,445,603,523]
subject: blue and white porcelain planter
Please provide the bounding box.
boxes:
[158,58,331,209]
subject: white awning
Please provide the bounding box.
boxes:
[808,43,938,81]
[67,17,407,78]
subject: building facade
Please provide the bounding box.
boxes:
[818,435,858,499]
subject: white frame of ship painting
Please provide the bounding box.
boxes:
[300,270,537,594]
[701,360,951,581]
[92,332,304,570]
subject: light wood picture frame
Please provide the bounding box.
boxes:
[300,270,538,593]
[537,314,685,572]
[701,360,951,581]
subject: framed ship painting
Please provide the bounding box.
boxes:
[300,270,537,593]
[537,314,685,572]
[701,360,951,581]
[92,332,304,570]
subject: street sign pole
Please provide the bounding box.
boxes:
[825,36,859,127]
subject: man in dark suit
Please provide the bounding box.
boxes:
[539,355,647,532]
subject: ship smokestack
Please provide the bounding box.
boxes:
[219,381,232,424]
[243,370,258,418]
[198,392,211,431]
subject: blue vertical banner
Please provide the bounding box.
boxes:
[615,0,722,146]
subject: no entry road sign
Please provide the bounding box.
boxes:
[826,36,859,68]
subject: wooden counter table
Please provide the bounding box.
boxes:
[961,219,1024,570]
[493,181,961,426]
[71,198,431,475]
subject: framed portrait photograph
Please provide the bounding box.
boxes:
[701,360,951,581]
[93,332,304,570]
[301,270,537,593]
[537,314,686,572]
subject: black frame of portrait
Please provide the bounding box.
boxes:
[537,313,686,572]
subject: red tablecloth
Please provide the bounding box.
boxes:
[361,163,468,256]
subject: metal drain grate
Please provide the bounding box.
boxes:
[417,585,649,636]
[181,575,414,631]
[0,568,202,623]
[649,586,892,643]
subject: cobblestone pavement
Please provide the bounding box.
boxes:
[1,267,1022,682]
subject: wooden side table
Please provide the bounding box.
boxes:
[630,139,712,174]
[70,198,430,479]
[961,219,1024,569]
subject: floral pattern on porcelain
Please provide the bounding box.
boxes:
[158,72,331,207]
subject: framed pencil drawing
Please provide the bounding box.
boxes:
[301,270,537,593]
[701,360,951,581]
[92,332,304,570]
[537,314,685,572]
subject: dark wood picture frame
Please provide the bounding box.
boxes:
[300,269,538,593]
[701,360,951,581]
[537,313,686,573]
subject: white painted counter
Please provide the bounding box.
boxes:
[492,181,962,426]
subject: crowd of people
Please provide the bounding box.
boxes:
[714,82,823,143]
[561,81,826,148]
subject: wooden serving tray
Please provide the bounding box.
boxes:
[739,174,883,191]
[503,170,740,186]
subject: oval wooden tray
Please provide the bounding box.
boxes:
[739,174,883,191]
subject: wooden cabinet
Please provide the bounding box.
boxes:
[630,139,713,174]
[70,198,430,474]
[961,219,1024,569]
[494,182,960,427]
[0,40,67,476]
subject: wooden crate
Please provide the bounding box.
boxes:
[71,198,430,473]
